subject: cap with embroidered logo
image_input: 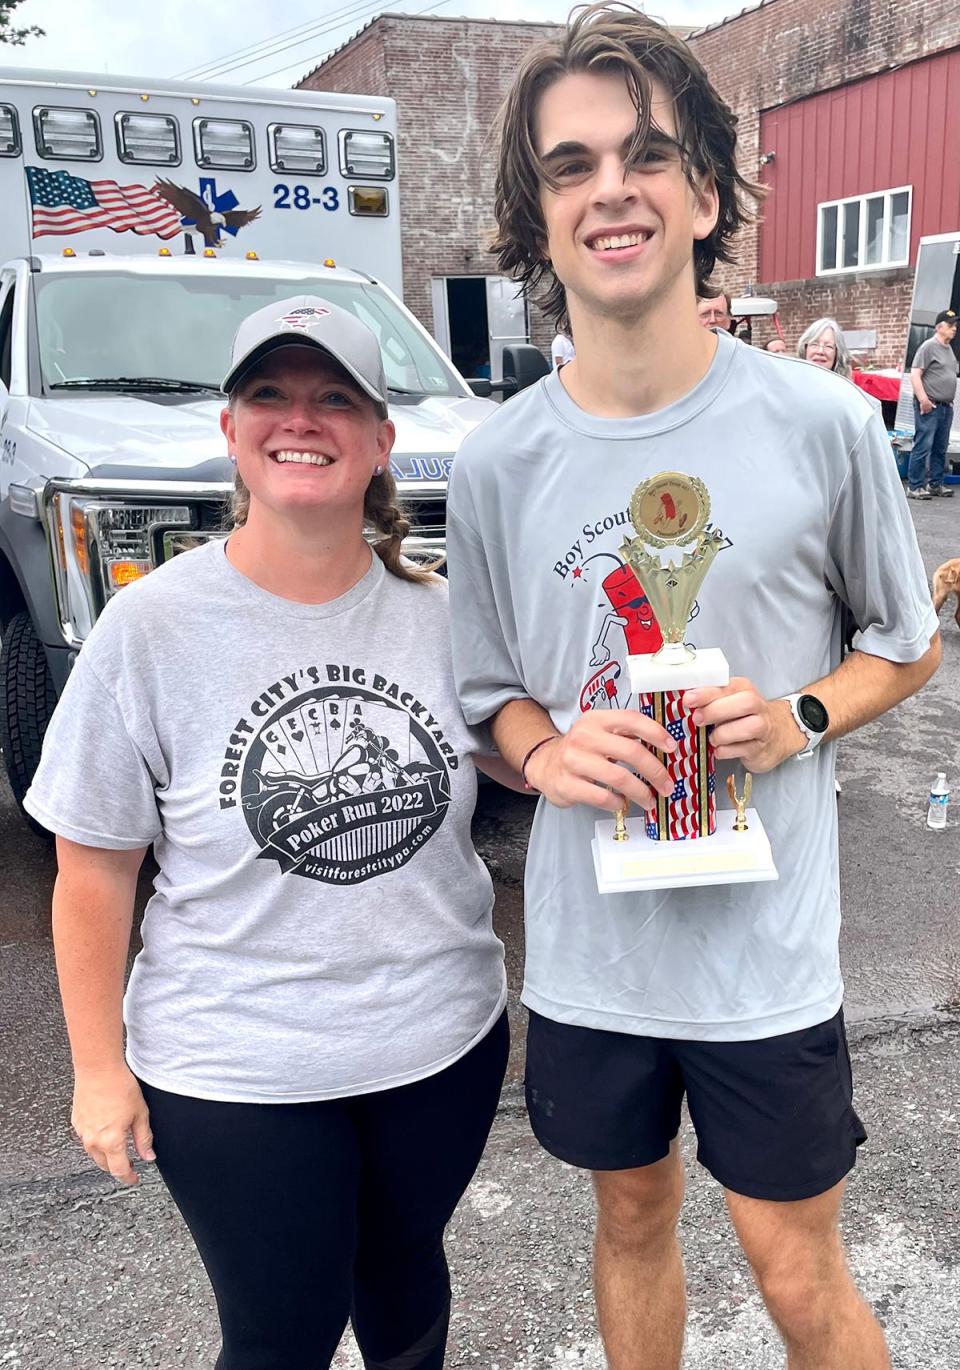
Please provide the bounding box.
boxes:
[222,295,388,416]
[934,309,958,327]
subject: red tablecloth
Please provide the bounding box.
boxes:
[853,370,902,402]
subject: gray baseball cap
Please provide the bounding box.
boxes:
[221,295,389,416]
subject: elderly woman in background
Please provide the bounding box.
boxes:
[797,317,884,420]
[796,317,853,377]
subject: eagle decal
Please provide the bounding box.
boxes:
[152,179,262,251]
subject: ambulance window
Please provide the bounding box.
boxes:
[0,104,20,157]
[34,106,102,161]
[193,118,255,171]
[0,286,15,390]
[268,123,326,176]
[116,111,180,166]
[338,129,395,181]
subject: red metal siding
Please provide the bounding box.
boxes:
[758,46,960,283]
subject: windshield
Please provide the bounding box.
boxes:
[34,272,466,398]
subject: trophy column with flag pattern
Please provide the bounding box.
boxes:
[592,472,778,894]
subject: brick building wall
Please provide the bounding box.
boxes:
[299,14,562,352]
[687,0,960,362]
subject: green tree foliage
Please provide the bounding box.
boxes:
[1,0,43,46]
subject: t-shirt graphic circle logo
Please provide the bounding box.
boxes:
[240,684,451,886]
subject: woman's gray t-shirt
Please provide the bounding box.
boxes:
[26,543,506,1102]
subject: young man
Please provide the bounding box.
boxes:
[446,7,940,1369]
[907,307,959,499]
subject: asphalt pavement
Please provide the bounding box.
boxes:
[1,498,959,1368]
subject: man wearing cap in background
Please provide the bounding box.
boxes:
[907,308,959,499]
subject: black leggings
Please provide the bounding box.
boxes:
[140,1012,508,1370]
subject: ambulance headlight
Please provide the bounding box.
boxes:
[48,495,193,640]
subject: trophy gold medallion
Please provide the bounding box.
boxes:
[592,471,779,893]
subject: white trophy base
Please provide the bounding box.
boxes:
[592,809,778,893]
[628,644,730,693]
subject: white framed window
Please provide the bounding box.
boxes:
[115,111,180,166]
[816,187,911,274]
[193,117,255,171]
[0,104,21,157]
[338,129,395,180]
[268,123,326,175]
[34,105,102,162]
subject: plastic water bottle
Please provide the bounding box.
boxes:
[926,772,950,830]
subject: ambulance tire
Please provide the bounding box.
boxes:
[0,611,57,839]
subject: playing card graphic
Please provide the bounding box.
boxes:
[260,724,291,771]
[277,707,318,773]
[322,699,349,763]
[302,701,329,767]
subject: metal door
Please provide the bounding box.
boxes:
[485,276,528,382]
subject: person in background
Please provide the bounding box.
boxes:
[798,317,883,420]
[551,328,576,368]
[907,308,959,501]
[697,290,732,332]
[26,296,512,1370]
[765,336,787,354]
[796,317,852,377]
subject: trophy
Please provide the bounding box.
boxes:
[592,471,778,893]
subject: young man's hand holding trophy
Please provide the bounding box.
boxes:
[592,471,779,892]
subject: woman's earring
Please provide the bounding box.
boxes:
[374,465,385,477]
[228,453,237,464]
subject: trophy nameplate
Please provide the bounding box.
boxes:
[593,471,778,893]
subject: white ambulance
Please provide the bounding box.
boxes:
[0,68,545,824]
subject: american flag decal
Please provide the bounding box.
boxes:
[25,166,183,240]
[640,689,717,841]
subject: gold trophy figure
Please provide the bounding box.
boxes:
[726,772,752,832]
[591,471,778,894]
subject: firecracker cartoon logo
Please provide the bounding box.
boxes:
[549,506,731,714]
[218,665,454,886]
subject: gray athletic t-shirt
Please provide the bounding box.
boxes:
[26,542,506,1101]
[912,336,959,404]
[447,331,937,1042]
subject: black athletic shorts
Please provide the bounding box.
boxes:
[525,1008,867,1201]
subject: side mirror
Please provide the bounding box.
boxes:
[466,376,518,398]
[502,344,551,394]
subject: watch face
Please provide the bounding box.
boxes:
[798,694,828,733]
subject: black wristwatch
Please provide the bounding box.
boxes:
[782,693,829,759]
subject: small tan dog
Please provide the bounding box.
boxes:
[933,558,960,627]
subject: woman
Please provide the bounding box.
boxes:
[796,317,853,377]
[797,317,885,415]
[25,297,512,1370]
